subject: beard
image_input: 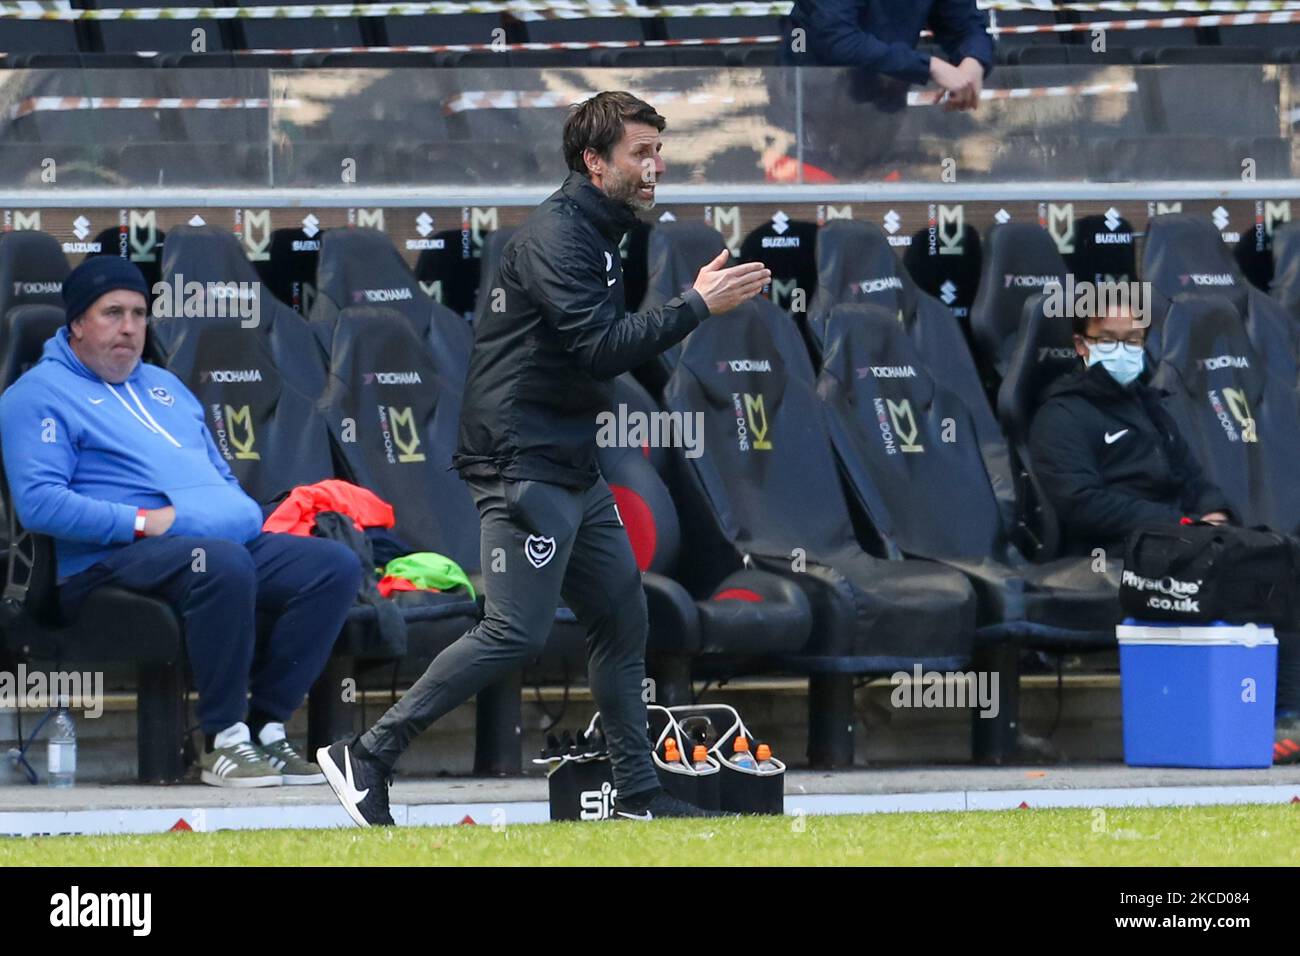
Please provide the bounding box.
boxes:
[603,163,656,211]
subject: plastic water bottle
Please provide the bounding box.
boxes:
[756,743,778,773]
[691,745,711,772]
[729,736,758,771]
[47,700,77,789]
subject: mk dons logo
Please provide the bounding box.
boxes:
[6,210,40,231]
[886,399,923,453]
[929,203,963,256]
[1223,387,1258,443]
[129,209,159,263]
[816,205,852,226]
[353,208,385,231]
[225,404,259,460]
[1040,202,1074,256]
[732,392,772,452]
[525,534,557,569]
[239,209,272,262]
[461,206,499,258]
[388,406,425,462]
[709,205,743,253]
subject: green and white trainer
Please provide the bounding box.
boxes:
[200,740,283,788]
[261,738,326,785]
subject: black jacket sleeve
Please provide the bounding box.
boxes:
[1029,400,1186,543]
[519,238,710,381]
[796,0,932,83]
[927,0,995,75]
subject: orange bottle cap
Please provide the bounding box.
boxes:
[664,739,679,753]
[692,745,709,762]
[733,736,751,753]
[756,744,772,761]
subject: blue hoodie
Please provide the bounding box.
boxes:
[0,329,264,580]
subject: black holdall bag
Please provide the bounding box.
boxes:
[1120,523,1300,627]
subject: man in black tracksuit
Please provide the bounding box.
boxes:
[1029,306,1232,558]
[318,92,771,824]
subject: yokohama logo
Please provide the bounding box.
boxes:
[857,276,904,294]
[1003,274,1061,288]
[857,365,917,378]
[354,287,414,303]
[12,281,61,295]
[202,369,263,383]
[1197,355,1250,371]
[1179,273,1235,287]
[716,359,772,373]
[364,371,422,385]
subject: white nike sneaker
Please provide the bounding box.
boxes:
[317,740,394,827]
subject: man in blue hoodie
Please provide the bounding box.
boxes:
[0,257,362,788]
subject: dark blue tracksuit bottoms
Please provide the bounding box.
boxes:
[59,532,361,734]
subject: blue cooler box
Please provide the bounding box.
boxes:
[1117,620,1277,768]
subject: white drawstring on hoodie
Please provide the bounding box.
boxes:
[103,380,182,448]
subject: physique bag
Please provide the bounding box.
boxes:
[1120,523,1299,627]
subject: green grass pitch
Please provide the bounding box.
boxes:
[2,804,1297,866]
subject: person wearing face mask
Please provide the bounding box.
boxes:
[1027,305,1232,560]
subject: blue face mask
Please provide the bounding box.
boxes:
[1086,342,1145,386]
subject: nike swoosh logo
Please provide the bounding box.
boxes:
[1104,429,1129,444]
[607,278,617,287]
[604,251,613,271]
[616,810,652,821]
[88,398,105,405]
[341,746,370,805]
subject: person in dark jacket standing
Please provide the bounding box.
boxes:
[782,0,993,110]
[1028,305,1231,559]
[318,91,771,825]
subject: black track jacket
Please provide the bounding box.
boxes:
[453,172,710,489]
[1028,362,1232,556]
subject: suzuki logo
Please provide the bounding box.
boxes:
[388,406,426,462]
[883,210,901,235]
[1213,206,1230,231]
[72,215,90,241]
[187,214,206,227]
[416,212,434,238]
[939,280,957,305]
[994,208,1011,225]
[301,214,320,238]
[1104,207,1121,232]
[771,211,789,235]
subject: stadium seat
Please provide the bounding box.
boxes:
[521,16,644,43]
[633,221,728,394]
[0,232,69,393]
[995,293,1085,561]
[472,226,516,327]
[152,225,327,399]
[596,377,813,704]
[1151,295,1300,533]
[662,295,978,766]
[379,11,501,47]
[1068,212,1137,285]
[155,318,333,504]
[808,220,1015,520]
[234,0,366,51]
[1141,214,1300,382]
[1011,44,1136,65]
[1141,46,1271,65]
[415,230,481,320]
[738,213,818,318]
[1268,221,1300,322]
[89,226,166,294]
[968,222,1069,390]
[94,0,230,54]
[903,218,983,335]
[660,16,783,40]
[309,227,474,391]
[816,303,1120,759]
[0,21,78,58]
[620,219,652,314]
[257,227,320,317]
